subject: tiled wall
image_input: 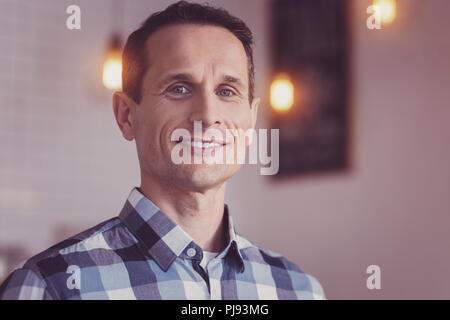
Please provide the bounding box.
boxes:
[0,0,141,263]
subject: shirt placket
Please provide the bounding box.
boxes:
[183,244,212,298]
[205,258,222,300]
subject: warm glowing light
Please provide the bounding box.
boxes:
[373,0,397,24]
[102,53,122,90]
[270,78,294,112]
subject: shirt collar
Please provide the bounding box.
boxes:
[118,187,245,272]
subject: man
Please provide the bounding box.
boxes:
[0,1,324,300]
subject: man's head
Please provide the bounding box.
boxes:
[122,1,256,105]
[113,1,260,192]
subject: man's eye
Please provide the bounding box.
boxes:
[218,88,234,97]
[170,86,190,95]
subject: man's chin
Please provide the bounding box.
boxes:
[173,163,238,191]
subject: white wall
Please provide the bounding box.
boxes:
[0,0,449,299]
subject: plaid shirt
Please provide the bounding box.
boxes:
[0,188,325,300]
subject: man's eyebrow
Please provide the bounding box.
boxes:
[221,74,245,89]
[156,73,194,90]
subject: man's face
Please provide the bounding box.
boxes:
[133,24,259,192]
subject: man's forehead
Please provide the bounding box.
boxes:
[144,23,248,81]
[145,23,245,53]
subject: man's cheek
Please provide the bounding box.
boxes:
[233,113,253,130]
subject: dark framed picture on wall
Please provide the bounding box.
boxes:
[269,0,351,177]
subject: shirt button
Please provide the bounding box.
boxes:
[187,248,196,257]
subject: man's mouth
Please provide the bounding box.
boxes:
[176,139,226,149]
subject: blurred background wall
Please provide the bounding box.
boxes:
[0,0,449,299]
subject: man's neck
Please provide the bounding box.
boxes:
[139,175,228,253]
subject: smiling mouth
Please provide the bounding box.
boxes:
[176,139,226,149]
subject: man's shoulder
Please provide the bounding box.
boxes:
[21,217,130,277]
[235,234,326,299]
[235,233,306,273]
[1,217,133,299]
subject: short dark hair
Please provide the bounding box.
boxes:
[122,0,255,104]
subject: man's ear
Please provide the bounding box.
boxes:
[113,91,137,141]
[250,97,260,129]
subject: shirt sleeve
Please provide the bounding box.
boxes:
[0,268,56,300]
[306,274,326,300]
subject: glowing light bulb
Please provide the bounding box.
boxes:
[270,78,294,112]
[102,52,122,90]
[373,0,397,24]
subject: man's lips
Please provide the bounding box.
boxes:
[176,138,228,149]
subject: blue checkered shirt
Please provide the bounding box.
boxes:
[0,188,325,300]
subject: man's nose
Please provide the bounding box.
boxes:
[188,89,223,128]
